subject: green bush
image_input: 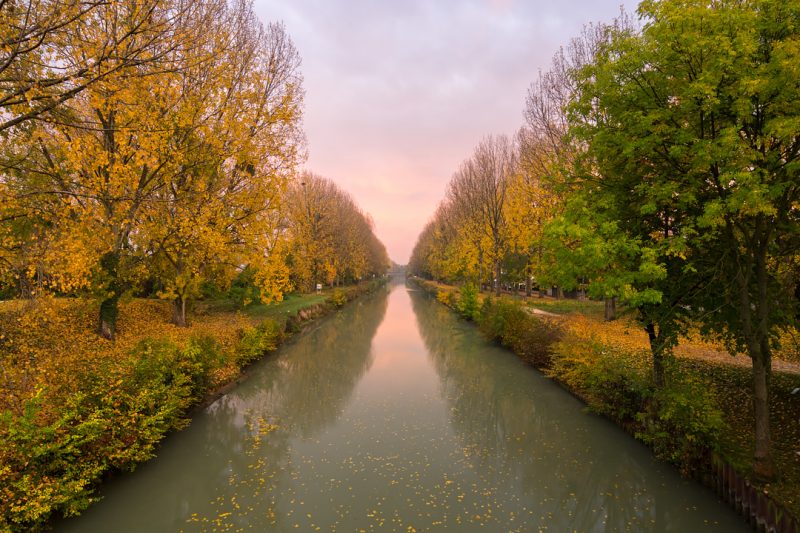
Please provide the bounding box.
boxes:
[477,297,527,345]
[477,297,562,367]
[548,336,725,474]
[456,283,480,321]
[552,342,651,422]
[235,319,282,366]
[637,374,724,473]
[177,336,225,395]
[0,336,224,531]
[0,392,108,528]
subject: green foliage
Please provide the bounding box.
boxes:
[637,374,725,474]
[477,297,563,367]
[177,336,225,394]
[549,338,651,422]
[548,335,725,474]
[235,320,282,367]
[0,392,107,528]
[456,282,480,321]
[478,297,527,344]
[226,267,262,308]
[0,336,225,530]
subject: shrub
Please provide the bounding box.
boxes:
[436,288,456,308]
[0,391,108,528]
[476,297,563,367]
[176,336,225,395]
[330,288,348,308]
[235,319,282,367]
[477,297,527,345]
[0,335,222,531]
[548,334,725,474]
[549,339,651,422]
[456,283,480,321]
[637,373,725,473]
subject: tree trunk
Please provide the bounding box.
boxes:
[604,297,616,321]
[645,321,665,388]
[525,265,532,298]
[742,241,774,479]
[172,295,188,327]
[494,258,501,297]
[97,251,122,340]
[556,286,564,300]
[478,248,484,293]
[751,343,774,479]
[98,294,120,340]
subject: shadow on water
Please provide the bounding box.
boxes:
[409,286,747,532]
[59,285,390,532]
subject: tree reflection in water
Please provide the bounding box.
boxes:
[59,286,389,532]
[60,283,746,532]
[410,287,743,532]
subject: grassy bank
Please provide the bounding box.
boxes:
[0,279,385,531]
[414,278,800,522]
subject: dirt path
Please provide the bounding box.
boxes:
[675,344,800,375]
[526,307,560,318]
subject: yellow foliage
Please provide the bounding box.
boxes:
[0,298,255,416]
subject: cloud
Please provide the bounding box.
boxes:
[254,0,637,262]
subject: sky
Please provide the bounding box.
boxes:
[253,0,637,264]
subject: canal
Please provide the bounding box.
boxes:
[60,280,748,532]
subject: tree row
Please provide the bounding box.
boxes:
[410,0,799,479]
[0,0,390,338]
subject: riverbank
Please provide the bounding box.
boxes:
[413,278,800,528]
[0,279,386,531]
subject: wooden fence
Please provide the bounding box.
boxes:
[710,454,798,533]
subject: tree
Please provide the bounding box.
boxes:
[508,133,560,297]
[522,21,623,302]
[285,173,388,292]
[0,0,188,132]
[570,0,800,477]
[143,12,304,327]
[1,0,305,337]
[448,135,517,296]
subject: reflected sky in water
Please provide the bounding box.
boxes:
[60,281,747,532]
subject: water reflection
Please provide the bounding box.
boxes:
[60,285,389,532]
[60,282,746,532]
[410,287,745,532]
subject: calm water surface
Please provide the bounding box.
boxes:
[60,280,747,532]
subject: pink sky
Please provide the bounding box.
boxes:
[253,0,637,263]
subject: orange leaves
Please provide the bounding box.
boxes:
[0,297,255,415]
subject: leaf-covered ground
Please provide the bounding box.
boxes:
[0,293,329,416]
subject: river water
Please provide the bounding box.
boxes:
[60,280,747,532]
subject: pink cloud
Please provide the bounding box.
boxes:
[254,0,638,262]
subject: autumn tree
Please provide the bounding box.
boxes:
[447,135,516,296]
[509,133,560,297]
[142,11,304,327]
[285,173,388,292]
[1,0,305,336]
[0,0,187,132]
